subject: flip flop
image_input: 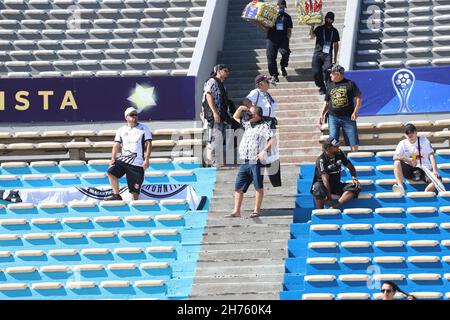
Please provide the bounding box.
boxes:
[225,213,241,218]
[250,212,260,218]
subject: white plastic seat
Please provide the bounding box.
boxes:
[338,275,370,282]
[373,256,405,263]
[407,223,437,230]
[341,241,371,248]
[306,257,337,265]
[337,293,370,300]
[408,256,439,263]
[340,257,371,264]
[302,293,334,300]
[311,209,341,215]
[304,275,336,282]
[375,223,405,230]
[408,240,439,247]
[310,224,340,231]
[407,207,436,213]
[308,242,338,249]
[373,274,405,281]
[408,274,441,281]
[342,224,372,231]
[374,241,404,248]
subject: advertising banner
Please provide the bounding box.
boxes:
[346,66,450,116]
[0,76,195,122]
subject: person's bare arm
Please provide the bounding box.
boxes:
[393,154,416,167]
[322,173,333,205]
[110,142,121,165]
[233,105,248,124]
[319,101,329,125]
[309,25,316,39]
[351,96,362,121]
[430,153,440,176]
[206,93,221,123]
[242,98,254,108]
[345,161,361,188]
[256,138,274,161]
[143,140,152,169]
[333,42,339,64]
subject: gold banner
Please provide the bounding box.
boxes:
[241,1,279,28]
[295,0,324,25]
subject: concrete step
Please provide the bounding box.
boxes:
[193,273,284,284]
[225,81,317,90]
[277,116,319,126]
[226,60,315,72]
[280,154,318,164]
[228,87,323,99]
[190,282,282,296]
[220,53,316,65]
[205,216,294,227]
[277,109,322,118]
[221,46,320,56]
[279,139,322,149]
[278,123,320,132]
[190,292,280,300]
[195,258,288,269]
[279,146,322,157]
[224,73,313,83]
[198,239,289,251]
[194,264,285,277]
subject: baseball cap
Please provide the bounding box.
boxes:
[330,64,345,74]
[323,137,340,149]
[404,123,417,133]
[255,74,272,86]
[325,11,335,20]
[124,107,138,117]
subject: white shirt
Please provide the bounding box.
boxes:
[394,136,434,169]
[114,123,152,167]
[246,89,277,118]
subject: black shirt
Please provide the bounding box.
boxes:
[325,78,361,117]
[313,25,340,55]
[267,12,293,43]
[312,150,350,187]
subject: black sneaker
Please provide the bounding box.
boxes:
[105,193,123,201]
[319,87,326,95]
[281,66,287,77]
[271,76,279,84]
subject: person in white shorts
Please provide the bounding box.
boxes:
[393,123,441,195]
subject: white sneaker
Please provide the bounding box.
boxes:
[392,183,405,195]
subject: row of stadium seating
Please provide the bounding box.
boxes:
[0,155,216,299]
[0,0,205,77]
[355,0,450,69]
[281,148,450,299]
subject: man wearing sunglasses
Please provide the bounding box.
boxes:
[393,123,441,195]
[106,107,152,200]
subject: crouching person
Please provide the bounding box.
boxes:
[310,137,361,209]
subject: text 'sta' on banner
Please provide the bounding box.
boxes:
[0,76,195,122]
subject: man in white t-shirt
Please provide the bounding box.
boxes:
[243,75,277,127]
[106,107,152,200]
[392,123,441,194]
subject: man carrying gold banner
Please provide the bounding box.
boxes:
[254,0,293,83]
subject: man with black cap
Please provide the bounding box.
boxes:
[319,64,362,152]
[309,11,340,94]
[254,0,293,83]
[392,123,442,195]
[310,137,361,209]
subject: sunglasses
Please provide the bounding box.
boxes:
[128,113,138,117]
[406,131,416,135]
[381,289,393,294]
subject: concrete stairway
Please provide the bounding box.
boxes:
[220,0,348,165]
[190,164,299,300]
[189,0,349,300]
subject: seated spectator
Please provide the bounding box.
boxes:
[393,123,441,195]
[310,137,361,209]
[381,281,416,300]
[242,75,278,129]
[319,64,362,152]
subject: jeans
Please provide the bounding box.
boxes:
[235,161,264,193]
[312,52,332,89]
[266,39,291,77]
[328,114,359,147]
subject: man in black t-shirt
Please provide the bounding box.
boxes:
[310,137,361,209]
[254,0,293,83]
[319,64,362,152]
[309,11,340,94]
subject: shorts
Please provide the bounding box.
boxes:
[107,160,145,194]
[235,161,264,193]
[328,114,359,146]
[399,161,432,184]
[311,181,361,200]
